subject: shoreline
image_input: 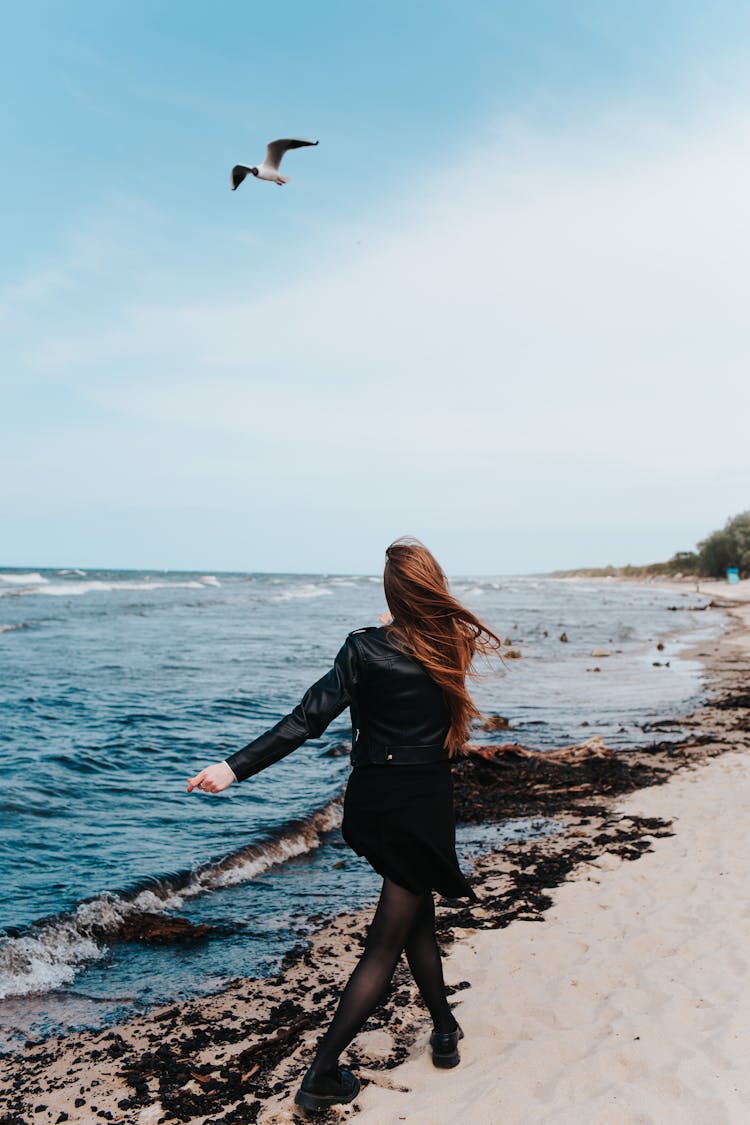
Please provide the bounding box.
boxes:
[553,571,750,600]
[2,593,748,1123]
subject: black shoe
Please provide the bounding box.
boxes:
[430,1021,464,1069]
[294,1065,360,1112]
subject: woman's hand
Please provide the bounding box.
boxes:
[187,761,237,794]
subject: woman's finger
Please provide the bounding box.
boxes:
[187,770,207,792]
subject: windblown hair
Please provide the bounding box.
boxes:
[383,536,503,755]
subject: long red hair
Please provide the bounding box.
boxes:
[383,536,503,754]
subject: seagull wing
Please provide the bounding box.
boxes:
[231,165,254,190]
[264,138,318,172]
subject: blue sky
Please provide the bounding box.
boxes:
[2,1,750,573]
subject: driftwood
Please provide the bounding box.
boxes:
[233,1014,317,1066]
[466,735,614,764]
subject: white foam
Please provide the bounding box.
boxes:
[0,798,343,999]
[0,921,106,1000]
[129,886,187,914]
[0,623,27,633]
[0,572,48,585]
[453,583,485,597]
[271,583,334,601]
[11,579,211,598]
[0,573,225,598]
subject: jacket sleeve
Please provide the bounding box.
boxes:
[224,636,360,783]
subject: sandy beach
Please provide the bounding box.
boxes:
[356,750,750,1124]
[2,582,749,1125]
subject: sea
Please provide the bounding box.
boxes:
[0,567,723,1050]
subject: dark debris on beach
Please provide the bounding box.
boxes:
[454,742,674,823]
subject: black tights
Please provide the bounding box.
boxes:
[310,877,456,1077]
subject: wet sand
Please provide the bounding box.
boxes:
[1,589,748,1124]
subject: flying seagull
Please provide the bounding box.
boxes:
[230,138,319,189]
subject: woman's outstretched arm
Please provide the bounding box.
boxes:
[187,635,359,794]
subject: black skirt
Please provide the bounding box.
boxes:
[341,761,477,901]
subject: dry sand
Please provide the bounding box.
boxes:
[355,747,750,1125]
[2,593,749,1125]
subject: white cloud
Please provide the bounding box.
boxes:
[5,101,750,569]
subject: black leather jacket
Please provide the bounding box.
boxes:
[224,625,451,783]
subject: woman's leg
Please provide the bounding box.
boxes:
[309,877,427,1077]
[404,892,456,1034]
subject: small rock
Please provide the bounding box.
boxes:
[323,741,351,758]
[482,715,511,731]
[559,632,568,643]
[591,648,610,657]
[113,913,213,944]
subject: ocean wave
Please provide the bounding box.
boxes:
[452,583,486,597]
[0,623,29,634]
[0,798,342,999]
[270,583,334,601]
[0,925,106,999]
[0,572,48,585]
[1,578,219,599]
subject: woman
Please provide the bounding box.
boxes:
[187,537,503,1112]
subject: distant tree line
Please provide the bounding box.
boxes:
[555,510,750,580]
[682,510,750,579]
